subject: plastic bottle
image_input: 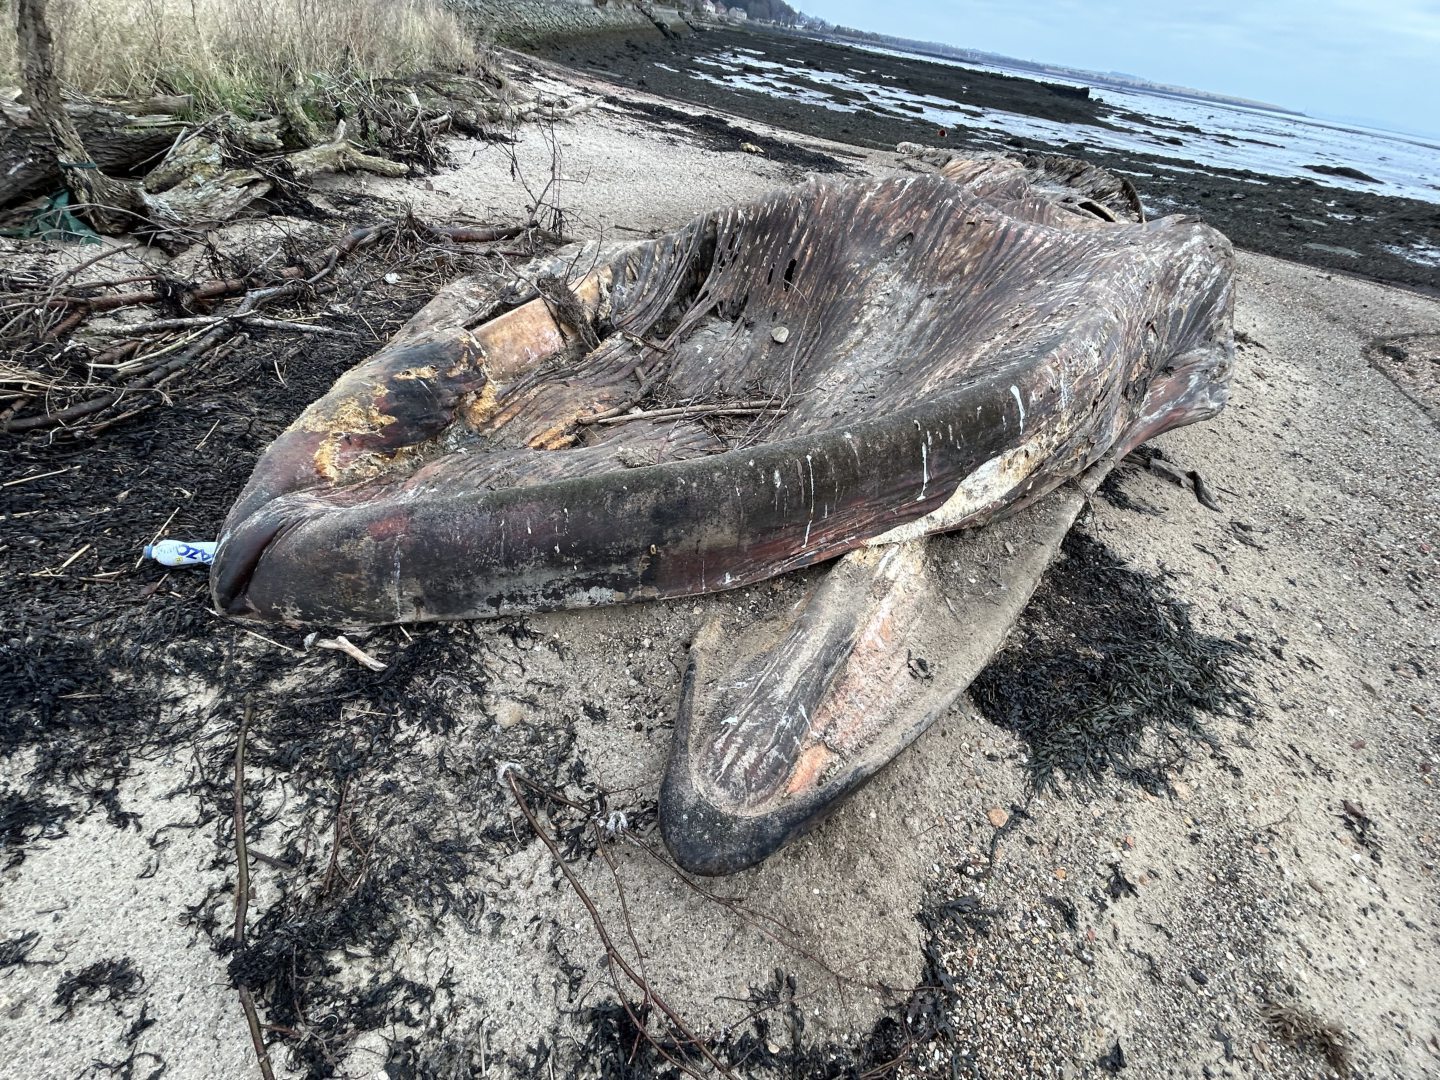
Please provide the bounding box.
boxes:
[144,540,217,567]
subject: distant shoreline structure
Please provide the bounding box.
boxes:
[785,25,1305,118]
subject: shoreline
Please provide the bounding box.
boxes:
[521,22,1440,294]
[811,33,1305,118]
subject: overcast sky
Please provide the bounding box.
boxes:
[799,0,1438,137]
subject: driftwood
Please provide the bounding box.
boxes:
[211,155,1234,872]
[3,86,593,231]
[0,96,189,205]
[6,0,592,232]
[135,121,409,226]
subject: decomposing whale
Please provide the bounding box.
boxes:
[212,154,1235,874]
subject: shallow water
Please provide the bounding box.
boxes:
[698,42,1440,205]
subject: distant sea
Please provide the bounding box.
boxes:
[690,41,1440,207]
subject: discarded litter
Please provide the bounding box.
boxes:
[144,540,216,567]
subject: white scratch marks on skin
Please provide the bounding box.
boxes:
[865,433,1049,547]
[804,453,816,546]
[917,430,930,502]
[1010,384,1026,430]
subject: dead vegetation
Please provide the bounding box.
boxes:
[0,0,480,112]
[3,0,597,241]
[0,214,536,437]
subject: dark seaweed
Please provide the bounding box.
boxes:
[0,789,75,869]
[1096,469,1162,516]
[54,957,145,1018]
[1097,445,1166,516]
[0,930,42,969]
[972,530,1258,790]
[0,229,593,1075]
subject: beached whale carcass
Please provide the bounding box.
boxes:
[212,154,1234,873]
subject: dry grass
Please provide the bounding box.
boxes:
[1,0,481,111]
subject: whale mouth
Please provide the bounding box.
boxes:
[212,153,1234,869]
[211,515,287,616]
[658,459,1118,877]
[660,543,943,875]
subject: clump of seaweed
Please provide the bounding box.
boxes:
[1262,999,1353,1077]
[210,622,580,1078]
[972,529,1257,790]
[53,957,146,1018]
[0,790,75,870]
[1096,469,1161,515]
[0,930,42,969]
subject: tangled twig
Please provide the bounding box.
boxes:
[503,771,741,1080]
[233,696,277,1080]
[1,217,527,437]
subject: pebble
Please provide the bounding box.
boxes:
[987,807,1010,828]
[771,325,790,343]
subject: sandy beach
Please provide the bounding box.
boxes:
[2,45,1438,1080]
